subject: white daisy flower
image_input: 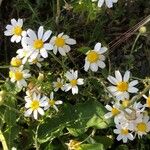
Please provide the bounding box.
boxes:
[84,42,107,72]
[143,90,150,108]
[64,70,84,95]
[135,115,150,137]
[10,56,22,67]
[107,70,139,100]
[114,124,134,143]
[16,45,33,64]
[28,55,44,68]
[9,66,31,89]
[22,26,53,59]
[98,0,118,8]
[44,92,63,112]
[24,92,47,120]
[104,104,120,119]
[50,32,76,56]
[53,78,65,92]
[4,18,26,43]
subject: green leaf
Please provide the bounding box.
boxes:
[38,101,112,143]
[79,143,104,150]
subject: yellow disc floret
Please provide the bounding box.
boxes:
[121,129,129,135]
[49,99,55,106]
[137,122,147,132]
[55,37,65,47]
[70,79,77,86]
[14,71,23,81]
[11,57,22,67]
[117,82,128,92]
[31,100,40,110]
[34,39,44,49]
[87,51,100,63]
[13,26,22,35]
[111,108,120,116]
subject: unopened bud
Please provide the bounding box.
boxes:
[38,73,44,81]
[139,26,147,34]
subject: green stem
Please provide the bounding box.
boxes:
[34,125,40,150]
[130,33,141,56]
[0,130,8,150]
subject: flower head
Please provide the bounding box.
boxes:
[22,26,53,59]
[9,66,31,89]
[64,70,84,95]
[44,92,63,112]
[98,0,118,8]
[24,92,47,120]
[53,78,65,92]
[4,18,26,43]
[10,56,22,67]
[107,70,139,100]
[84,42,107,72]
[114,124,134,143]
[50,32,76,56]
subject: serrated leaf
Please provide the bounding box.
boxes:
[38,101,112,143]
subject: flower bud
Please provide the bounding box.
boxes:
[139,26,147,34]
[37,73,44,81]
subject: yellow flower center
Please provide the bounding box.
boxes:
[70,79,77,86]
[56,82,63,88]
[111,108,120,116]
[34,39,44,49]
[55,37,65,47]
[49,99,55,106]
[117,82,128,92]
[137,122,147,132]
[67,140,81,150]
[146,97,150,108]
[13,26,22,35]
[10,57,22,67]
[122,99,130,108]
[14,71,23,81]
[121,129,129,135]
[87,51,100,63]
[31,100,40,110]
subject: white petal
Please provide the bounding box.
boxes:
[40,48,48,58]
[63,45,71,53]
[58,47,66,56]
[90,63,98,72]
[99,47,107,54]
[11,35,17,42]
[94,42,101,51]
[98,61,106,69]
[55,100,63,105]
[53,46,58,55]
[6,25,13,30]
[43,30,52,42]
[105,105,112,111]
[11,19,17,26]
[27,29,37,40]
[24,109,32,117]
[128,87,139,93]
[38,108,44,116]
[4,30,13,36]
[17,19,23,27]
[107,86,117,92]
[72,86,78,95]
[64,84,72,92]
[53,105,59,112]
[104,112,112,119]
[98,0,104,7]
[123,70,130,82]
[33,110,38,120]
[115,70,122,82]
[65,38,76,45]
[44,43,53,50]
[107,76,118,85]
[77,79,84,85]
[50,92,54,99]
[106,0,113,8]
[38,26,44,39]
[129,80,138,87]
[16,36,21,43]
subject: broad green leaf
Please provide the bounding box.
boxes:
[79,143,104,150]
[37,101,112,143]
